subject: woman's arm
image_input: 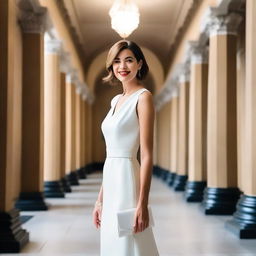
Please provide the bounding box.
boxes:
[93,185,103,229]
[97,185,103,204]
[134,90,155,233]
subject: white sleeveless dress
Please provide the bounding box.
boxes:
[100,88,159,256]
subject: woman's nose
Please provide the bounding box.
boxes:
[120,61,127,69]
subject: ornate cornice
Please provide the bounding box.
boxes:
[18,0,52,34]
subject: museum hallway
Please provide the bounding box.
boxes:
[2,0,256,254]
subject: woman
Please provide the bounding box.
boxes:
[93,40,159,256]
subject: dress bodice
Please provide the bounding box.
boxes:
[101,88,148,159]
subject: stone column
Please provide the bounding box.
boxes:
[15,3,49,211]
[66,74,80,185]
[43,39,64,198]
[75,87,86,179]
[84,100,92,174]
[168,89,179,186]
[226,0,256,238]
[185,44,208,202]
[236,42,245,192]
[173,70,189,191]
[80,92,88,178]
[201,13,242,214]
[59,52,72,193]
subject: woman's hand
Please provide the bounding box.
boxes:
[133,205,149,234]
[93,201,102,229]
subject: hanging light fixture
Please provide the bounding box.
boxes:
[109,0,140,39]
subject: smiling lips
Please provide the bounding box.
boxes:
[119,71,130,76]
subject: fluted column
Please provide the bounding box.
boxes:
[66,76,80,185]
[65,75,76,184]
[43,39,64,198]
[75,88,86,179]
[80,94,88,177]
[201,13,242,215]
[15,3,49,211]
[173,70,189,191]
[226,0,256,238]
[236,45,245,192]
[185,44,208,202]
[168,90,179,186]
[87,104,93,169]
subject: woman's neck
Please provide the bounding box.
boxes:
[121,81,143,96]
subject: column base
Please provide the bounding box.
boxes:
[166,172,176,187]
[185,181,207,202]
[81,166,87,179]
[66,171,80,186]
[0,208,29,253]
[226,195,256,238]
[15,192,48,211]
[44,181,65,198]
[153,165,162,177]
[173,174,188,191]
[76,167,86,179]
[61,177,72,193]
[161,169,169,181]
[201,187,241,215]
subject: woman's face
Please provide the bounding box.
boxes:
[112,49,142,83]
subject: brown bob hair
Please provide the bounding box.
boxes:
[102,40,149,84]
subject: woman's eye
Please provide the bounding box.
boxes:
[113,60,120,64]
[127,59,133,63]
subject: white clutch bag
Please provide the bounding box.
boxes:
[117,206,154,237]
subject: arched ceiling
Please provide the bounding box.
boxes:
[60,0,197,75]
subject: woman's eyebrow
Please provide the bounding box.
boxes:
[125,56,134,59]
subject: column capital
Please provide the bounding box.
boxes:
[66,69,79,84]
[208,12,243,36]
[45,38,63,55]
[177,63,190,84]
[59,51,72,74]
[189,42,209,64]
[18,0,52,34]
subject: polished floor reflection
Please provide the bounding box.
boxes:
[3,172,256,256]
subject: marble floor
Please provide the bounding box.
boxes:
[3,172,256,256]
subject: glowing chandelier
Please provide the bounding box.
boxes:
[109,0,140,39]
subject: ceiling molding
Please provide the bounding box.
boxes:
[56,0,86,69]
[165,0,203,74]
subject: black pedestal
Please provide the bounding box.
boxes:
[173,174,188,191]
[15,192,48,211]
[226,195,256,238]
[61,177,72,193]
[0,208,29,253]
[81,166,87,179]
[202,187,241,215]
[185,181,207,202]
[166,172,176,187]
[44,181,65,198]
[161,169,169,181]
[66,171,80,186]
[153,166,162,177]
[76,167,86,179]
